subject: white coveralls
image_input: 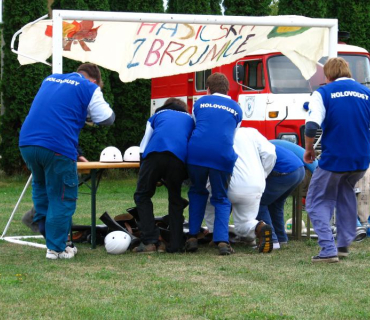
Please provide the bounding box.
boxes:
[204,127,276,240]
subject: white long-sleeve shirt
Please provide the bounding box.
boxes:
[229,127,276,194]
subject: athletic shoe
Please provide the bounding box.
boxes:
[273,242,280,250]
[255,221,273,253]
[66,246,78,255]
[132,242,157,253]
[46,248,75,260]
[311,255,339,263]
[218,242,234,255]
[46,249,59,260]
[185,237,198,252]
[337,247,349,258]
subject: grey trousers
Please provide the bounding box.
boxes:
[306,167,366,257]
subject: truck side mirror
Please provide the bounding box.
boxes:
[233,65,244,82]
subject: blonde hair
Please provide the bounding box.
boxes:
[324,57,352,82]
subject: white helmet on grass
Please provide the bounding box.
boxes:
[104,231,131,254]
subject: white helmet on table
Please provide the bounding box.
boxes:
[100,146,123,162]
[123,146,140,162]
[104,231,131,254]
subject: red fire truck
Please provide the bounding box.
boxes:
[151,42,370,147]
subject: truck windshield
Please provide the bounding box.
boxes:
[268,54,370,94]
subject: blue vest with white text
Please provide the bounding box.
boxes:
[187,94,242,172]
[19,73,97,160]
[317,79,370,171]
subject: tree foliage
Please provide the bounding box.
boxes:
[0,0,50,175]
[223,0,271,16]
[278,0,327,17]
[278,0,370,54]
[167,0,212,14]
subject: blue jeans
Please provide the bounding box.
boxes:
[20,146,78,252]
[187,164,231,243]
[257,166,305,243]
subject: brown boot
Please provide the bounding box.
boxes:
[255,221,273,253]
[185,237,198,252]
[217,242,234,255]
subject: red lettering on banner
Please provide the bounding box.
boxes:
[160,41,185,65]
[137,23,159,35]
[144,39,164,66]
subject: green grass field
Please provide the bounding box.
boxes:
[1,170,370,320]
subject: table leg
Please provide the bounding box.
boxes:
[91,169,97,249]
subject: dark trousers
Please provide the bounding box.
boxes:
[134,152,187,251]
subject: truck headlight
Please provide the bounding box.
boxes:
[277,133,298,144]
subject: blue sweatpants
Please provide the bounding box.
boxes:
[306,167,365,257]
[20,146,78,252]
[187,164,231,243]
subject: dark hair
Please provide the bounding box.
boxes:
[164,98,187,111]
[206,72,229,95]
[77,63,104,88]
[155,98,188,113]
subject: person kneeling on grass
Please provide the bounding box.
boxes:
[133,98,194,253]
[204,127,277,253]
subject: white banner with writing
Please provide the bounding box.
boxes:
[17,18,328,82]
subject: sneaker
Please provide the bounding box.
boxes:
[311,255,339,263]
[273,242,280,250]
[66,245,78,255]
[156,241,166,253]
[255,221,273,253]
[58,248,75,259]
[46,249,59,260]
[132,242,157,253]
[337,247,349,258]
[185,237,198,252]
[46,248,75,260]
[218,242,234,255]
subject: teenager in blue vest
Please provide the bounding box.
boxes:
[304,57,370,263]
[133,98,194,253]
[19,63,115,260]
[186,72,242,255]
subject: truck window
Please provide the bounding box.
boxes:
[339,54,370,87]
[242,60,265,91]
[195,69,212,91]
[268,55,312,94]
[268,54,370,94]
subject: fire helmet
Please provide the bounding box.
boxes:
[100,146,123,162]
[285,218,306,234]
[104,231,131,254]
[123,146,140,162]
